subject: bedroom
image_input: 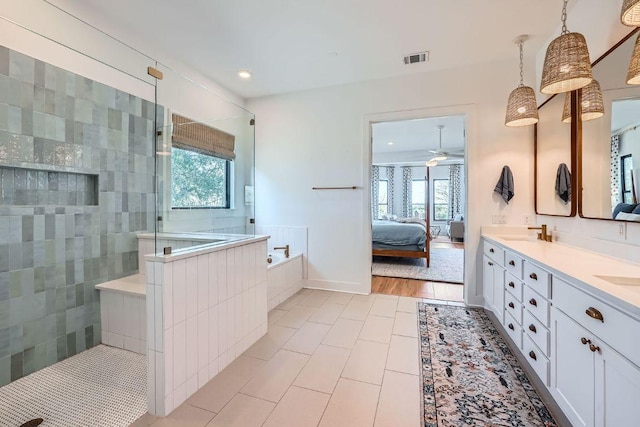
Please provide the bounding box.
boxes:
[369,116,465,301]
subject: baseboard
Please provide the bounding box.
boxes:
[303,279,370,295]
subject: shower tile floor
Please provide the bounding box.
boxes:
[0,345,146,427]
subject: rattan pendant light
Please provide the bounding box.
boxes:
[622,0,640,26]
[627,33,640,84]
[540,0,593,94]
[505,37,539,127]
[561,80,604,123]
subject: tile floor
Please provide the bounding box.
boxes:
[132,290,463,427]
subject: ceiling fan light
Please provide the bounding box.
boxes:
[540,32,593,94]
[432,155,447,161]
[505,86,539,127]
[627,33,640,85]
[426,159,438,167]
[621,0,640,26]
[561,80,604,123]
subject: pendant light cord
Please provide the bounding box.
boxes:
[561,0,569,35]
[518,41,524,87]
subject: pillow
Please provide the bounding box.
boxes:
[612,203,637,219]
[615,212,640,221]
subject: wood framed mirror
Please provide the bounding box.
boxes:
[534,91,578,217]
[579,29,640,221]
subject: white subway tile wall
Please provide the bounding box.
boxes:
[146,239,268,416]
[99,291,146,355]
[267,255,304,311]
[256,225,308,279]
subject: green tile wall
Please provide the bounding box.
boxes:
[0,45,162,386]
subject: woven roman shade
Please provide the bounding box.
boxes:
[171,113,236,161]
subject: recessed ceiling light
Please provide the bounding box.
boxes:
[388,142,394,145]
[238,69,252,79]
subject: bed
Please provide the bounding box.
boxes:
[372,219,430,267]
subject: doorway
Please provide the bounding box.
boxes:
[369,114,466,302]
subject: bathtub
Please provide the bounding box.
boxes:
[266,251,304,310]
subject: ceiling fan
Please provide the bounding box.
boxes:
[426,125,464,166]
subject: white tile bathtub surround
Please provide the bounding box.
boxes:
[145,238,269,416]
[267,254,304,311]
[257,225,309,278]
[99,291,147,355]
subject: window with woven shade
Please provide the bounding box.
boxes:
[170,114,234,208]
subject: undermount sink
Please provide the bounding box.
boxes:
[498,235,538,242]
[595,275,640,287]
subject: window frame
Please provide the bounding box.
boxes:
[621,154,634,204]
[170,147,232,210]
[432,178,450,221]
[411,179,427,219]
[377,179,389,217]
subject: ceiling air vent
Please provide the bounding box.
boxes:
[403,52,429,65]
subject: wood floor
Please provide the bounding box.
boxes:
[372,276,464,302]
[372,234,464,302]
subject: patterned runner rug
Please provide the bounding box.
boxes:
[418,303,557,426]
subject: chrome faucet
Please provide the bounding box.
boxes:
[528,224,552,242]
[274,244,290,258]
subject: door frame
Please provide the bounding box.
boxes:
[362,105,476,303]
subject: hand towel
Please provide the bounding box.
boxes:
[494,166,514,203]
[555,163,572,204]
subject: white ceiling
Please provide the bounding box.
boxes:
[371,115,465,165]
[64,0,574,98]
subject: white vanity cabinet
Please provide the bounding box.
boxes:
[483,241,505,323]
[551,278,640,427]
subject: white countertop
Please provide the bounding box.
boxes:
[95,274,146,297]
[482,229,640,318]
[144,235,269,263]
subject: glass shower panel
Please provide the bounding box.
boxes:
[0,2,157,385]
[153,64,255,253]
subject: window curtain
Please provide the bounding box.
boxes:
[402,166,412,217]
[449,164,462,218]
[372,166,380,219]
[386,166,395,215]
[610,135,621,206]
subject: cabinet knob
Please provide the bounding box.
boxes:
[529,324,537,333]
[529,273,538,280]
[529,350,537,361]
[508,323,514,330]
[509,260,515,266]
[589,343,601,353]
[508,281,515,288]
[488,261,493,266]
[529,298,537,307]
[508,302,515,309]
[580,337,591,345]
[585,307,604,323]
[489,248,494,253]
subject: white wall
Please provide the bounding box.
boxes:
[249,58,536,303]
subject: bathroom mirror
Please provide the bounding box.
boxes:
[580,29,640,221]
[534,91,577,217]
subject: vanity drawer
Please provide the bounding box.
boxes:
[504,272,523,302]
[483,241,504,265]
[503,311,522,349]
[523,309,550,356]
[523,262,551,298]
[504,251,524,279]
[524,286,550,327]
[504,290,522,325]
[554,277,640,368]
[523,335,550,386]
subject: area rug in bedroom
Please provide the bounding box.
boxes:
[418,303,557,427]
[372,248,463,283]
